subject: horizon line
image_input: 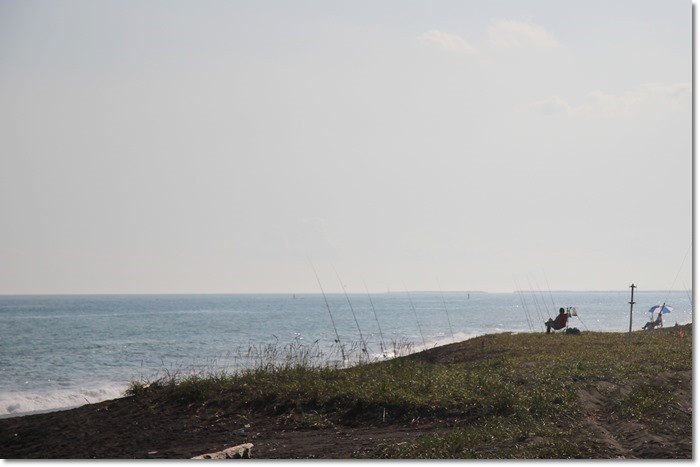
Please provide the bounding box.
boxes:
[0,289,692,298]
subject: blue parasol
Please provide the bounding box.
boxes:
[649,304,673,314]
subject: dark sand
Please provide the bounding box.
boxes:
[0,328,691,459]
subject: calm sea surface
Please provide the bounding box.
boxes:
[0,290,692,418]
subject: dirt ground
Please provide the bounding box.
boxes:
[575,370,692,459]
[0,330,692,459]
[0,384,473,459]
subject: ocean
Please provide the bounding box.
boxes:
[0,290,692,418]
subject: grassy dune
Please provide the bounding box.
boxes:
[121,325,691,458]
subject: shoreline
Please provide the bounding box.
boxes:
[1,321,691,421]
[0,326,691,459]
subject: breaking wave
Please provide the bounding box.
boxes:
[0,384,127,418]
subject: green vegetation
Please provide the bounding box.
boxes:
[125,327,691,459]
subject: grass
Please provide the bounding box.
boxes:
[125,326,691,458]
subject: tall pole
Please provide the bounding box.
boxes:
[628,284,636,340]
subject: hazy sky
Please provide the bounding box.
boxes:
[0,0,692,295]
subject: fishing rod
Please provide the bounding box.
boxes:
[308,258,345,362]
[526,276,547,329]
[569,307,589,331]
[520,289,534,331]
[519,282,536,331]
[333,267,368,355]
[513,278,534,331]
[541,269,589,331]
[663,244,691,305]
[363,280,386,356]
[513,277,533,330]
[438,282,455,343]
[681,278,693,309]
[533,277,554,318]
[542,270,559,317]
[645,244,693,329]
[403,283,427,348]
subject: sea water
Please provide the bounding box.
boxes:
[0,290,692,418]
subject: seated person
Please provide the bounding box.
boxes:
[545,308,568,334]
[642,313,663,331]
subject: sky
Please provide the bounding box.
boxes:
[0,0,692,295]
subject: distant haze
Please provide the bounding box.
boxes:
[0,0,692,295]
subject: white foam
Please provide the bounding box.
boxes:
[363,331,487,361]
[416,331,486,351]
[0,384,128,418]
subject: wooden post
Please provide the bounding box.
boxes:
[628,284,636,340]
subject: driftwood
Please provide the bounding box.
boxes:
[191,443,254,459]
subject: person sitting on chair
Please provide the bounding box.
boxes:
[545,308,568,334]
[642,312,663,331]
